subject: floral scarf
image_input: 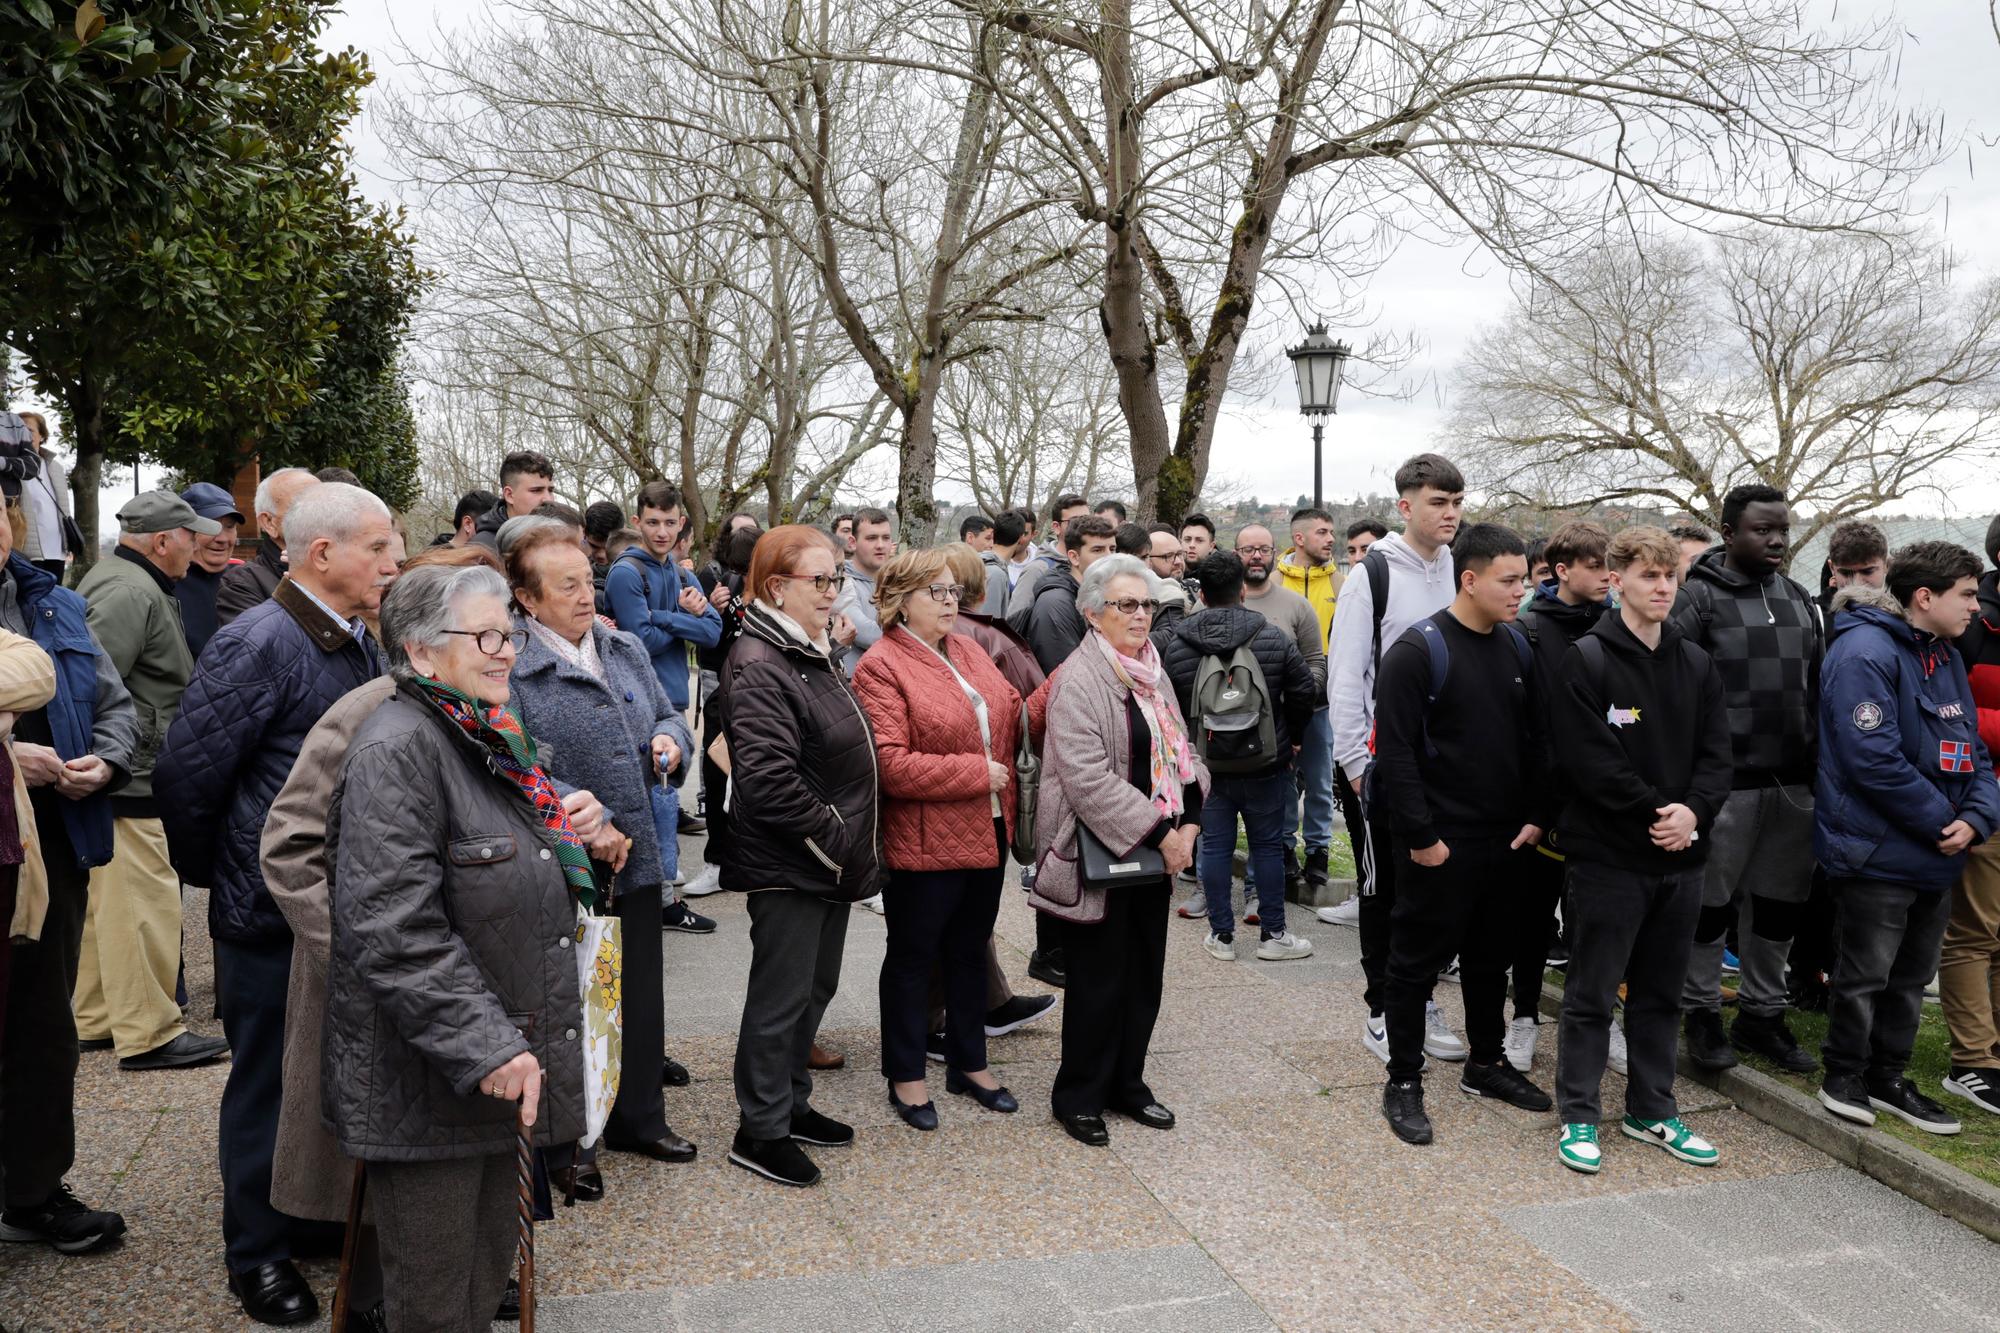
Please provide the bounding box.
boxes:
[415,677,599,908]
[1091,630,1196,818]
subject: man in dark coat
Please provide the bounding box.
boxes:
[174,482,246,662]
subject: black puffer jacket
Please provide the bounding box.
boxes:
[1159,605,1317,777]
[322,684,585,1161]
[716,604,880,901]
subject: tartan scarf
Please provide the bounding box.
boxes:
[415,678,599,908]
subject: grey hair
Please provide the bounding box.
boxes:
[1075,553,1162,615]
[380,564,513,681]
[282,482,390,555]
[496,513,571,556]
[253,466,318,520]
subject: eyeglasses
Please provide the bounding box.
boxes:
[1103,598,1160,617]
[923,583,968,603]
[1236,545,1274,558]
[444,628,530,655]
[785,572,848,594]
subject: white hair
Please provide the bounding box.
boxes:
[380,564,512,682]
[282,482,391,554]
[496,513,571,556]
[253,466,318,520]
[1076,554,1161,614]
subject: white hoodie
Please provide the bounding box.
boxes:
[1327,532,1455,778]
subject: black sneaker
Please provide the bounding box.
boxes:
[662,900,717,934]
[1684,1009,1739,1072]
[1866,1075,1962,1136]
[678,811,708,835]
[1459,1058,1553,1112]
[728,1129,821,1186]
[662,1055,691,1087]
[1382,1079,1433,1145]
[1027,949,1066,989]
[790,1107,855,1146]
[985,993,1058,1036]
[1730,1011,1817,1073]
[1304,848,1330,889]
[0,1183,127,1255]
[1942,1066,2000,1116]
[1817,1071,1875,1125]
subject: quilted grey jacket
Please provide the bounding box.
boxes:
[322,683,585,1161]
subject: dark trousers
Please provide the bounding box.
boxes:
[1384,835,1513,1082]
[216,936,300,1271]
[1200,770,1291,937]
[1050,879,1169,1117]
[880,848,1005,1082]
[1555,861,1700,1122]
[1355,779,1398,1015]
[1823,877,1953,1083]
[925,939,1012,1033]
[371,1152,516,1333]
[1793,865,1836,993]
[734,890,848,1139]
[2,805,88,1208]
[1513,848,1568,1019]
[605,884,667,1146]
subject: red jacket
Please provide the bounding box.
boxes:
[1962,570,2000,756]
[853,626,1022,872]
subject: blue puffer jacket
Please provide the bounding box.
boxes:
[602,546,722,711]
[1815,585,2000,890]
[158,580,384,945]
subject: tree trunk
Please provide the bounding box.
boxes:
[896,379,941,548]
[64,369,106,571]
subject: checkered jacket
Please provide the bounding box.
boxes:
[1671,550,1823,788]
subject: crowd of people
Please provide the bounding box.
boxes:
[0,436,1997,1331]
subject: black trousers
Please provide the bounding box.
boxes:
[1355,778,1398,1016]
[604,884,667,1146]
[1050,879,1169,1117]
[1,802,87,1208]
[1555,861,1700,1123]
[1823,877,1953,1083]
[734,891,848,1139]
[1513,847,1568,1019]
[880,842,1005,1082]
[1384,835,1513,1082]
[216,936,302,1272]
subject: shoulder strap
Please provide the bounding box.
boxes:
[1502,621,1533,678]
[1575,633,1609,699]
[1364,547,1390,666]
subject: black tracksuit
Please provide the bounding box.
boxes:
[1551,613,1733,1122]
[1372,611,1549,1082]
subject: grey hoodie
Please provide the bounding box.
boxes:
[1328,532,1455,779]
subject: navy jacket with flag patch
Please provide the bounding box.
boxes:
[1815,585,2000,891]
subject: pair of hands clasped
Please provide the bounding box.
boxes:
[1408,805,1698,868]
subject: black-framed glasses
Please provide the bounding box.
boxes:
[1236,544,1275,557]
[924,583,968,603]
[1104,598,1160,617]
[444,628,530,655]
[786,572,848,594]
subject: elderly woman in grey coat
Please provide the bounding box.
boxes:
[1030,554,1207,1150]
[324,562,591,1333]
[505,525,699,1167]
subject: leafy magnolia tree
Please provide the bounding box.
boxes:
[1450,229,2000,559]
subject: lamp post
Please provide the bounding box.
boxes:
[1285,321,1350,508]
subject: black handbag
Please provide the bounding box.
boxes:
[1075,822,1166,885]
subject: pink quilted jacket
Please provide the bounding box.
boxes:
[852,626,1022,871]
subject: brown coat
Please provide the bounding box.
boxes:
[262,676,396,1220]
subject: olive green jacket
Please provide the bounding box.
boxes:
[75,548,193,801]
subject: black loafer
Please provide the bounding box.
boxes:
[1027,949,1067,988]
[945,1069,1019,1113]
[77,1036,113,1052]
[605,1128,697,1164]
[119,1030,229,1071]
[888,1084,940,1131]
[228,1260,319,1326]
[495,1278,521,1322]
[662,1055,691,1087]
[1116,1101,1175,1130]
[568,1167,605,1202]
[1057,1112,1109,1146]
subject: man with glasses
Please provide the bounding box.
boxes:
[1233,525,1326,909]
[1146,524,1192,637]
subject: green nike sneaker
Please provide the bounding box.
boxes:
[1621,1114,1718,1166]
[1558,1122,1601,1174]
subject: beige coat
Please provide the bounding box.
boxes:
[261,676,395,1221]
[0,630,57,942]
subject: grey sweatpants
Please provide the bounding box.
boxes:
[1682,784,1815,1018]
[371,1151,517,1333]
[734,890,849,1138]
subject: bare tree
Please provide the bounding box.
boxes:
[1450,228,2000,557]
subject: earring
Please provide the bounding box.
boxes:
[775,596,784,608]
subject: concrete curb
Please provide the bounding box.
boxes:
[1536,980,2000,1245]
[1221,848,1357,909]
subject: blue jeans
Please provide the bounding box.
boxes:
[1281,707,1335,856]
[1202,770,1291,937]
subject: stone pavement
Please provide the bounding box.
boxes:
[2,871,1996,1331]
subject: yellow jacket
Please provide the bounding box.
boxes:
[1276,554,1343,651]
[0,629,57,942]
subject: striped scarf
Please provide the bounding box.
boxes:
[415,678,599,909]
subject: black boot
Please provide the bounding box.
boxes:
[1683,1009,1738,1073]
[1730,1011,1817,1074]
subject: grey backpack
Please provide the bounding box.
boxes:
[1192,643,1277,774]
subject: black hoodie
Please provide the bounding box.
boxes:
[1518,581,1612,850]
[1553,612,1733,874]
[1159,604,1317,775]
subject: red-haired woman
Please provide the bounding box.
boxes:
[717,525,881,1188]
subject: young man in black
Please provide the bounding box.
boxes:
[1376,523,1554,1145]
[1552,527,1733,1173]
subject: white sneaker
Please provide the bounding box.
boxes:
[1203,932,1237,962]
[1424,1001,1467,1062]
[1505,1016,1539,1073]
[1606,1018,1629,1076]
[1315,897,1361,926]
[1362,1013,1390,1064]
[1256,930,1314,961]
[858,894,886,916]
[680,864,725,898]
[1439,958,1462,985]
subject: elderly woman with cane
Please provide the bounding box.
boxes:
[324,562,600,1332]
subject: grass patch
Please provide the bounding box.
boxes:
[1231,828,1358,881]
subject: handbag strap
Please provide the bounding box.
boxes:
[1016,701,1033,764]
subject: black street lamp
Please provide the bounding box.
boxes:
[1285,321,1350,508]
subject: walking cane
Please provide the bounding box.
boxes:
[515,1099,537,1333]
[329,1161,366,1333]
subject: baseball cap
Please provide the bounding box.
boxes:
[118,490,222,536]
[180,482,246,525]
